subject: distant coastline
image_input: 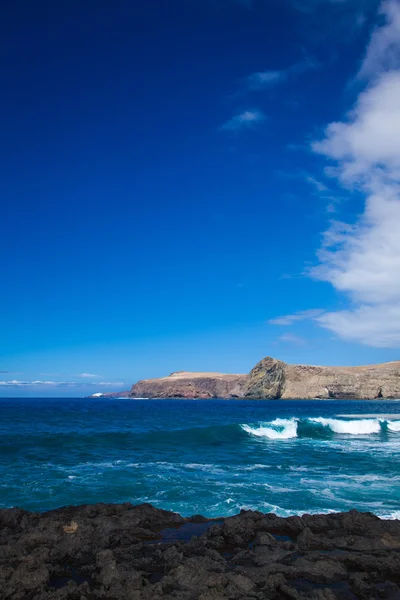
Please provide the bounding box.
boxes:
[89,356,400,400]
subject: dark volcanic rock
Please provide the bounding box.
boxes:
[1,504,400,599]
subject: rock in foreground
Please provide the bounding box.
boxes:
[1,503,400,599]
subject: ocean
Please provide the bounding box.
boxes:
[1,398,400,519]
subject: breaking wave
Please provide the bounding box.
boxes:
[388,420,400,432]
[310,417,381,435]
[242,419,298,440]
[242,417,400,440]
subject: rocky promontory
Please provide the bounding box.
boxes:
[129,371,247,399]
[124,358,400,400]
[243,357,400,400]
[1,502,400,599]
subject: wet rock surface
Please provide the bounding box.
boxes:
[1,504,400,599]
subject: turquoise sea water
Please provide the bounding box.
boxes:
[1,398,400,518]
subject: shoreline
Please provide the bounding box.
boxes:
[2,502,400,599]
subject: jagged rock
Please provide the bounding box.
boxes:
[245,357,400,400]
[1,503,400,599]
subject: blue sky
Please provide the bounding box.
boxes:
[2,0,400,396]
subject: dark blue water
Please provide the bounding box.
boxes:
[1,398,400,518]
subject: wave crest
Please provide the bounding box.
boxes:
[310,417,381,435]
[242,417,400,440]
[242,418,298,440]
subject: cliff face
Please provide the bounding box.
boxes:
[128,358,400,399]
[129,371,247,399]
[244,357,400,400]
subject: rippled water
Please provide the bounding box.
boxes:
[1,398,400,518]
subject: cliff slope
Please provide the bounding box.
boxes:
[129,371,247,399]
[244,356,400,400]
[128,358,400,399]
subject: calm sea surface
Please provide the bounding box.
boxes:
[1,398,400,518]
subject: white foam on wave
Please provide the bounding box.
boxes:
[381,511,400,520]
[310,417,381,435]
[241,464,273,471]
[387,420,400,432]
[242,415,400,441]
[242,418,298,440]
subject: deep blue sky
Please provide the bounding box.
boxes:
[2,0,396,396]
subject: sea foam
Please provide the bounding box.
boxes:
[242,418,298,440]
[310,417,381,435]
[242,417,400,439]
[387,420,400,432]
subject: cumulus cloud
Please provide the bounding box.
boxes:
[358,0,400,78]
[310,0,400,347]
[220,109,265,131]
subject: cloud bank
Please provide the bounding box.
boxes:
[310,0,400,347]
[0,380,124,388]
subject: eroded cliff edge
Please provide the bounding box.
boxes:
[127,357,400,399]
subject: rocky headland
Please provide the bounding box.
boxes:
[128,372,247,400]
[119,357,400,400]
[1,502,400,599]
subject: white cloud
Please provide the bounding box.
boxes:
[79,373,102,378]
[220,109,265,131]
[0,380,67,387]
[0,380,125,388]
[309,0,400,347]
[269,309,324,326]
[317,304,400,346]
[358,0,400,79]
[312,71,400,185]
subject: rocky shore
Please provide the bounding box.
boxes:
[2,503,400,599]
